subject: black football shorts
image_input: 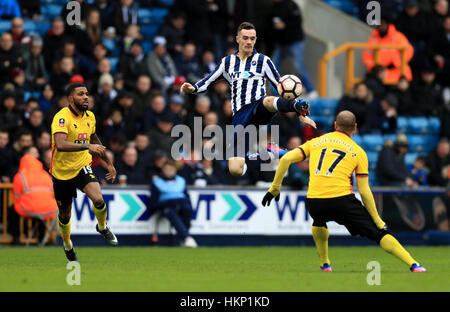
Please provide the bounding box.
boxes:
[52,165,99,204]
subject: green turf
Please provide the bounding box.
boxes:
[0,246,449,291]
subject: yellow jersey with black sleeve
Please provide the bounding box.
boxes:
[299,131,369,199]
[50,106,96,180]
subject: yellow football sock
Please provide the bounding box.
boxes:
[312,226,330,266]
[58,217,72,250]
[380,234,418,267]
[93,202,107,230]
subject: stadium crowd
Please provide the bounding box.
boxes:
[0,0,448,190]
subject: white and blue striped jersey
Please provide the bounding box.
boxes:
[193,50,280,114]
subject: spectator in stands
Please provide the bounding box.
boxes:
[371,93,398,134]
[186,95,211,133]
[43,17,69,71]
[411,64,444,116]
[173,0,213,52]
[122,24,142,53]
[23,36,48,91]
[134,132,152,176]
[11,129,33,174]
[390,76,414,115]
[61,0,91,31]
[11,67,29,106]
[335,82,373,134]
[22,97,38,122]
[149,159,197,247]
[11,145,58,243]
[158,11,187,58]
[363,65,387,102]
[202,158,228,185]
[132,75,153,117]
[8,17,31,48]
[284,136,309,189]
[44,95,68,129]
[51,56,76,96]
[395,0,431,75]
[168,94,187,126]
[0,91,22,136]
[0,128,14,183]
[426,138,450,186]
[102,108,126,142]
[36,131,51,156]
[117,39,148,90]
[207,0,230,61]
[87,57,112,92]
[148,112,176,155]
[429,15,450,87]
[208,80,229,111]
[108,133,127,160]
[111,91,138,140]
[148,149,168,180]
[179,149,213,186]
[271,112,304,147]
[0,0,21,19]
[362,15,414,83]
[18,0,41,19]
[200,49,217,77]
[146,36,177,95]
[94,73,117,122]
[102,26,120,57]
[175,42,202,84]
[112,0,139,37]
[218,98,233,127]
[143,93,167,131]
[94,0,114,30]
[376,133,418,187]
[73,9,103,57]
[0,32,25,88]
[408,156,428,186]
[23,108,46,142]
[430,0,449,34]
[270,0,317,98]
[93,150,117,185]
[38,84,54,113]
[116,145,146,184]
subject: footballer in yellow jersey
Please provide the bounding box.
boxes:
[262,111,427,273]
[50,83,118,262]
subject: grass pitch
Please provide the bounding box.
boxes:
[1,246,449,292]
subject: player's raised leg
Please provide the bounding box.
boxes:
[311,225,332,272]
[83,182,118,246]
[57,200,78,261]
[262,96,316,129]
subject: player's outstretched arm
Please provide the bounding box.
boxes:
[262,148,304,206]
[91,133,116,183]
[54,133,105,155]
[357,176,386,229]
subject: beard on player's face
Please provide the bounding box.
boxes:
[73,97,88,111]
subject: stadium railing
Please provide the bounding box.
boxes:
[0,183,13,244]
[318,42,409,97]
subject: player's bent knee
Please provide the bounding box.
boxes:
[262,96,277,112]
[93,199,105,208]
[375,228,391,245]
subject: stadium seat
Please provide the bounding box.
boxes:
[405,153,419,166]
[41,4,63,20]
[407,117,429,134]
[23,20,37,33]
[396,117,408,133]
[34,21,51,36]
[310,98,338,116]
[138,8,152,24]
[309,115,334,132]
[366,151,378,171]
[383,134,397,146]
[158,0,175,5]
[0,20,10,33]
[109,57,119,74]
[428,117,441,134]
[368,170,379,186]
[142,41,153,55]
[150,8,169,24]
[361,134,384,152]
[408,135,438,153]
[141,25,159,40]
[351,134,363,147]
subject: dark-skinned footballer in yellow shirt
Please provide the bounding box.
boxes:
[51,83,118,262]
[262,110,427,273]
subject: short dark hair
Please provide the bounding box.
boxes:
[336,110,356,133]
[237,22,256,35]
[17,129,32,139]
[26,97,39,105]
[66,83,87,96]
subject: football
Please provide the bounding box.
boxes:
[277,74,303,100]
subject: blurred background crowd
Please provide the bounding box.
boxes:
[0,0,448,190]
